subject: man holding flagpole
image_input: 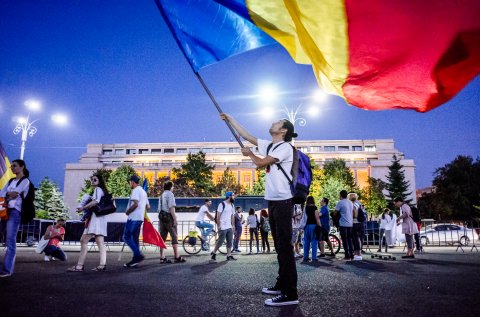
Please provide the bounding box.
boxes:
[220,113,299,306]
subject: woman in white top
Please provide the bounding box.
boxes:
[68,174,108,272]
[0,159,30,277]
[378,208,392,252]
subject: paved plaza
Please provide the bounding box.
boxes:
[1,245,479,317]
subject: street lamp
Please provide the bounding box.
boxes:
[12,99,68,159]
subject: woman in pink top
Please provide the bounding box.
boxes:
[43,219,66,261]
[395,197,419,259]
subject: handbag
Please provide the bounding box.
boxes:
[0,197,8,221]
[299,206,307,230]
[36,236,49,254]
[93,193,117,216]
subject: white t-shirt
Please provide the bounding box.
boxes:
[0,178,30,211]
[217,201,234,230]
[257,139,293,201]
[379,214,392,229]
[195,205,210,222]
[128,186,149,221]
[247,214,258,228]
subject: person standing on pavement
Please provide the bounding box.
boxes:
[395,197,418,259]
[259,209,271,253]
[210,191,236,261]
[247,208,260,254]
[158,181,185,263]
[68,173,108,272]
[318,198,335,257]
[349,192,363,261]
[378,208,392,252]
[302,196,320,263]
[0,159,30,277]
[233,206,244,253]
[334,190,354,260]
[123,175,150,268]
[220,113,299,306]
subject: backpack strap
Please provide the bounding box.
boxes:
[266,142,293,184]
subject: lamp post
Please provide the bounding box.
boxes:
[12,100,68,159]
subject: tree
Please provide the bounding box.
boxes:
[418,155,480,220]
[385,155,412,207]
[323,159,357,192]
[171,151,215,196]
[248,169,265,196]
[318,177,345,209]
[360,177,388,216]
[309,160,325,200]
[215,167,244,196]
[107,164,137,197]
[34,177,69,220]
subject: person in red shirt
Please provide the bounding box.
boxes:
[43,219,66,261]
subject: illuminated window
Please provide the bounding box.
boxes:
[352,146,363,151]
[164,148,174,153]
[338,146,349,151]
[324,146,335,152]
[365,145,376,152]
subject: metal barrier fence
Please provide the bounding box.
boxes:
[3,219,478,252]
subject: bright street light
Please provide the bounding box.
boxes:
[12,100,68,159]
[258,84,278,103]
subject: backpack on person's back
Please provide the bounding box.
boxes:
[215,201,234,225]
[267,143,312,204]
[8,176,36,224]
[261,216,270,232]
[356,203,367,223]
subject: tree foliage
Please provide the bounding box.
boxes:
[386,155,412,207]
[318,177,345,209]
[360,177,388,216]
[418,155,480,220]
[34,177,69,220]
[248,169,265,196]
[215,167,244,196]
[107,164,137,197]
[77,168,112,201]
[171,152,215,196]
[323,159,357,192]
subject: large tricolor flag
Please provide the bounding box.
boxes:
[143,211,167,249]
[0,142,15,189]
[156,0,480,112]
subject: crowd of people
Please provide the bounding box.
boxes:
[0,114,422,309]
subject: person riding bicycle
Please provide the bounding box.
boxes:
[195,199,216,248]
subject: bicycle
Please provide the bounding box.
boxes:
[317,227,341,254]
[182,226,227,255]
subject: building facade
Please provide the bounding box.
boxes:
[63,139,416,216]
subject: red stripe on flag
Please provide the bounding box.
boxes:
[343,0,480,112]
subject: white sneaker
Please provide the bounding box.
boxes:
[353,255,363,261]
[44,256,51,262]
[295,253,303,258]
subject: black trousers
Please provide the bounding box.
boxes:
[260,229,270,251]
[268,199,298,299]
[340,226,354,258]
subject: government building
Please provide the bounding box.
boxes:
[63,139,416,214]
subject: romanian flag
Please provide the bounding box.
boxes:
[156,0,480,112]
[143,211,167,249]
[0,142,15,189]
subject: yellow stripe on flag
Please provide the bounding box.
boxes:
[247,0,349,97]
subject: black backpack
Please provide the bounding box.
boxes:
[8,177,36,224]
[356,203,367,223]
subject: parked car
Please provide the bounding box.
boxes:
[420,223,477,246]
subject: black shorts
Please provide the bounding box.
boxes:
[319,227,330,242]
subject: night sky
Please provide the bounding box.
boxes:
[1,1,479,191]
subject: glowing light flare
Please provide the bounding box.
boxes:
[258,85,278,103]
[24,99,41,111]
[312,89,327,103]
[51,114,68,126]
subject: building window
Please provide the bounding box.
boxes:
[189,148,200,153]
[229,148,240,153]
[202,148,214,153]
[215,148,227,153]
[364,145,376,152]
[177,148,188,154]
[151,149,162,154]
[126,149,137,155]
[139,149,149,154]
[338,146,349,151]
[324,146,335,152]
[352,146,363,151]
[102,150,112,155]
[310,146,321,153]
[114,149,124,155]
[164,148,174,153]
